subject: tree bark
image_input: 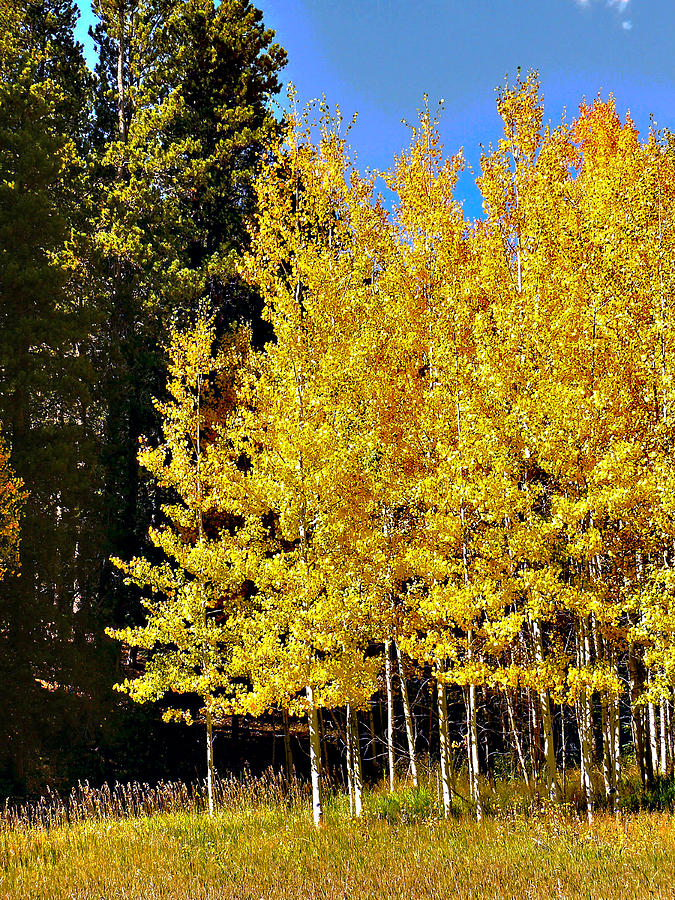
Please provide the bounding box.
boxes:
[577,617,594,824]
[437,676,452,817]
[347,704,363,817]
[465,663,482,821]
[601,691,618,815]
[307,687,323,827]
[660,699,668,777]
[396,642,418,787]
[628,637,648,788]
[531,617,559,801]
[206,704,215,816]
[346,705,354,814]
[506,690,530,790]
[384,639,395,791]
[648,674,659,777]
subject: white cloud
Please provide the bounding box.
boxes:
[570,0,633,30]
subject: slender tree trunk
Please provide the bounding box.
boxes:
[206,705,215,816]
[668,700,675,778]
[437,676,452,817]
[578,618,594,824]
[660,699,668,777]
[527,687,540,782]
[307,687,322,827]
[628,639,647,788]
[396,642,418,787]
[595,630,619,815]
[346,706,354,814]
[347,705,363,817]
[428,680,435,754]
[506,690,530,791]
[601,691,618,815]
[465,665,482,821]
[384,639,395,791]
[612,691,621,792]
[561,702,567,800]
[531,617,559,801]
[648,672,659,777]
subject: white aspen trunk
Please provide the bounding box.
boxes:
[531,617,559,801]
[505,690,530,790]
[594,622,618,814]
[527,687,539,782]
[395,642,418,787]
[666,700,673,777]
[465,669,482,821]
[346,704,354,815]
[437,676,452,818]
[601,692,618,814]
[612,691,621,792]
[660,699,668,777]
[648,671,659,777]
[307,687,323,827]
[561,702,567,800]
[628,638,647,787]
[384,639,395,792]
[648,701,659,776]
[578,618,594,824]
[350,707,363,817]
[205,704,215,816]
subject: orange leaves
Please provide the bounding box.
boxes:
[0,432,24,581]
[572,95,639,168]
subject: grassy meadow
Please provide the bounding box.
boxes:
[3,771,675,899]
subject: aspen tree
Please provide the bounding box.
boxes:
[107,318,259,814]
[474,72,568,804]
[382,105,496,819]
[237,105,381,825]
[396,643,419,787]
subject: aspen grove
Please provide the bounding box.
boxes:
[109,73,675,826]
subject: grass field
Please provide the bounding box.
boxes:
[3,776,675,900]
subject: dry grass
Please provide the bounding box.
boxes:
[2,774,675,899]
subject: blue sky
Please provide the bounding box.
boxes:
[74,0,675,218]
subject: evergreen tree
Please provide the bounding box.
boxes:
[88,0,286,628]
[0,0,102,794]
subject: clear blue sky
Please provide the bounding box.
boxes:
[74,0,675,218]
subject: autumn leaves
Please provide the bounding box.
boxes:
[110,73,675,825]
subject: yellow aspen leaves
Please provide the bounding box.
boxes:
[109,74,675,813]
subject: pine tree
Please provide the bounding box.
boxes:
[89,0,286,632]
[0,0,101,795]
